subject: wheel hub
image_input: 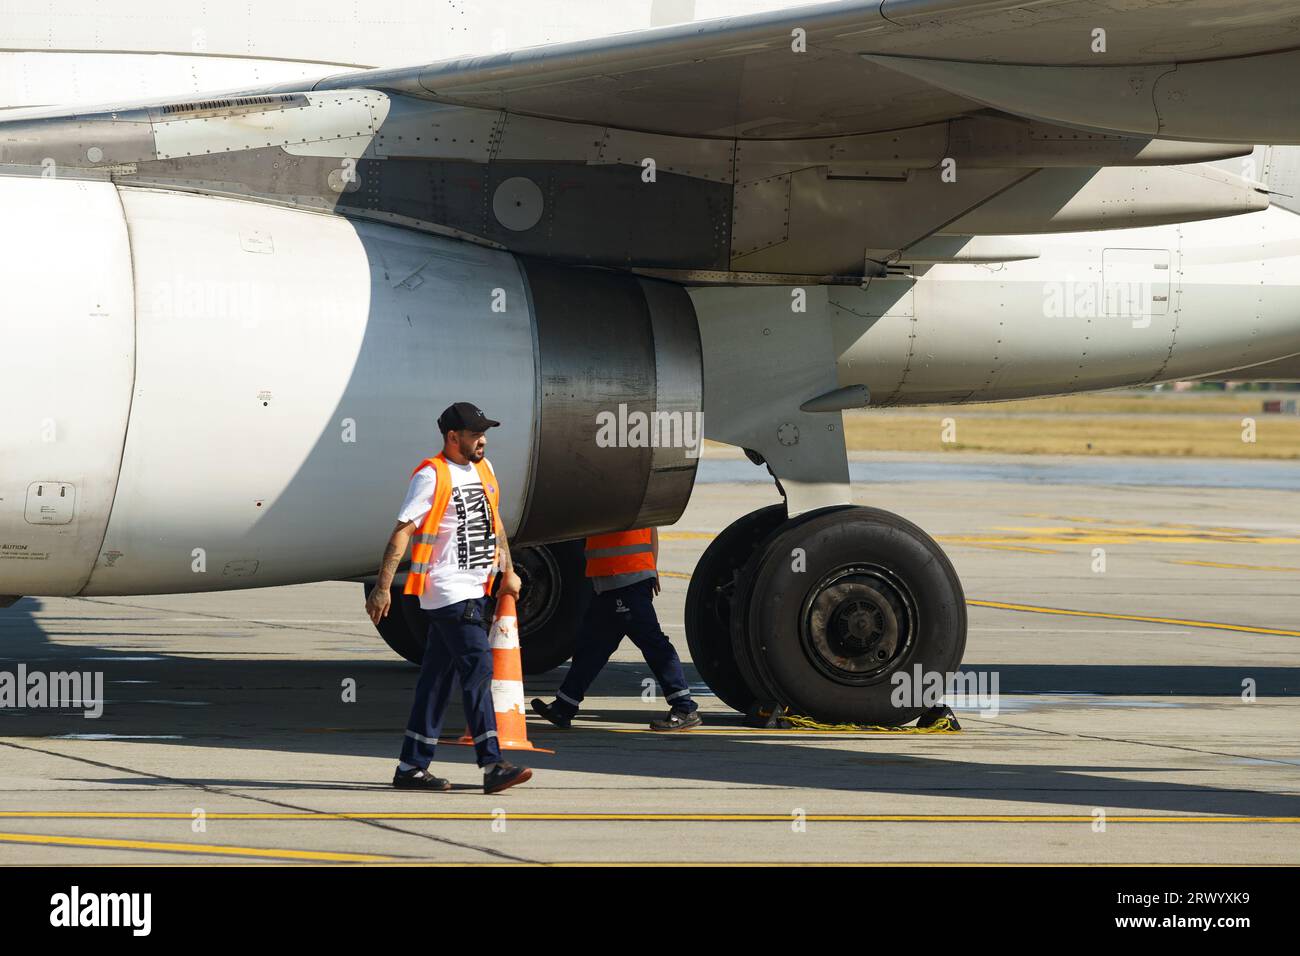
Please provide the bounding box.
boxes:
[513,546,560,637]
[801,567,914,683]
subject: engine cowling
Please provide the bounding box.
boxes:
[0,177,701,596]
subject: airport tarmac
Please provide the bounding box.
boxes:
[2,450,1298,865]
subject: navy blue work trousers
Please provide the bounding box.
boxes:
[399,596,503,768]
[555,577,696,715]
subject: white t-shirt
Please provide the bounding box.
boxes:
[397,458,499,610]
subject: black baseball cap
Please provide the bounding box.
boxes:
[438,402,500,435]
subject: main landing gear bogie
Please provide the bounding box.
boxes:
[685,505,967,725]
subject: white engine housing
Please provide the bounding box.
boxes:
[0,178,700,596]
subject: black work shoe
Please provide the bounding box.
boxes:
[392,766,451,791]
[649,709,703,732]
[531,698,572,729]
[484,761,533,795]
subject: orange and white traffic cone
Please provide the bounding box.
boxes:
[457,592,553,753]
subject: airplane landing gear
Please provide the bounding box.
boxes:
[369,580,426,666]
[685,505,966,725]
[684,504,786,713]
[366,539,586,674]
[511,539,588,674]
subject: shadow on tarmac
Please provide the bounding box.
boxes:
[3,596,1299,817]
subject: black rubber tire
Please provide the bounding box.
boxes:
[364,539,586,673]
[728,505,851,708]
[516,539,587,675]
[683,504,787,712]
[366,581,428,665]
[732,506,967,726]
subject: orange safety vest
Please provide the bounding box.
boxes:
[403,453,501,598]
[584,529,655,579]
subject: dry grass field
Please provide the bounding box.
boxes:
[843,391,1300,457]
[705,391,1300,458]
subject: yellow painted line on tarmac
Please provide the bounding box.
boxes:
[1019,513,1261,535]
[1173,559,1300,573]
[659,570,691,579]
[965,543,1061,554]
[0,831,396,862]
[603,726,951,736]
[969,599,1300,637]
[663,524,1298,548]
[941,528,1300,545]
[662,572,1294,638]
[1,813,1296,824]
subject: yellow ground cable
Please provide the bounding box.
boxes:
[780,714,961,734]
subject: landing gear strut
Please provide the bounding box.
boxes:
[685,505,966,725]
[366,539,587,675]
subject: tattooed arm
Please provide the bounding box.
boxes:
[366,520,415,624]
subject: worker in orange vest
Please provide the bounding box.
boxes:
[367,402,532,795]
[532,527,700,731]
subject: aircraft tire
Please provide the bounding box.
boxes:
[514,539,587,675]
[365,539,586,674]
[731,506,967,725]
[367,580,428,665]
[683,504,788,712]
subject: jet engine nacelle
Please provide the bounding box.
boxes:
[826,208,1300,405]
[0,178,701,597]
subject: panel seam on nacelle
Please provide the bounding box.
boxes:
[628,278,658,527]
[76,182,139,596]
[512,254,544,543]
[1150,225,1184,384]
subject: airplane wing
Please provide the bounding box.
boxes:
[0,0,1280,279]
[16,0,1292,141]
[241,0,1300,142]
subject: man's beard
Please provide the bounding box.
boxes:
[467,446,485,462]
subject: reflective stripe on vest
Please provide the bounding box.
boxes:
[403,453,501,598]
[584,529,655,579]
